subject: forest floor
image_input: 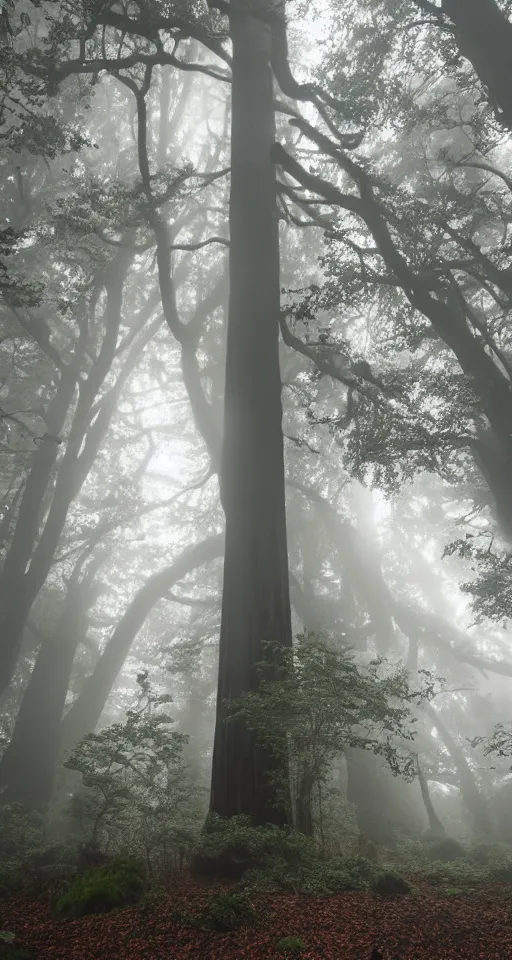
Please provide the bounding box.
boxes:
[1,875,511,960]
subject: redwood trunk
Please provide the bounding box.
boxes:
[443,0,512,130]
[296,770,315,837]
[209,4,293,826]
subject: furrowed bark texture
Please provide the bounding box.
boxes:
[209,3,293,826]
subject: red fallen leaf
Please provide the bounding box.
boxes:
[0,876,511,960]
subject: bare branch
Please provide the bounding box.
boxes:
[170,236,229,252]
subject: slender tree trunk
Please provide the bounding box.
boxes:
[209,3,293,827]
[346,748,394,846]
[0,367,78,695]
[346,747,422,845]
[0,549,104,808]
[415,755,446,838]
[0,608,82,808]
[60,535,223,753]
[0,250,134,699]
[424,703,492,836]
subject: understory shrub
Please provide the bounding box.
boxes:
[196,890,256,932]
[370,869,411,896]
[485,861,512,884]
[0,932,34,960]
[276,936,308,956]
[196,815,374,893]
[63,673,202,878]
[418,860,490,888]
[0,843,80,900]
[0,805,85,899]
[426,837,466,862]
[469,842,504,865]
[0,948,35,960]
[0,865,23,900]
[54,856,146,919]
[195,815,315,879]
[0,805,45,860]
[0,805,47,897]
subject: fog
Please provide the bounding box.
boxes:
[2,1,512,955]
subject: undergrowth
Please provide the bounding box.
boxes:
[54,857,147,919]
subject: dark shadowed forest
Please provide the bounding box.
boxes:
[2,0,512,957]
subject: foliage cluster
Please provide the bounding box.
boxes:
[275,937,308,957]
[192,890,257,932]
[196,814,384,894]
[63,672,202,875]
[443,535,512,624]
[0,805,48,898]
[226,632,438,826]
[370,868,412,896]
[389,836,512,890]
[54,856,146,920]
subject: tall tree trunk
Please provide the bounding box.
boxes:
[209,3,293,827]
[0,628,79,808]
[442,0,512,131]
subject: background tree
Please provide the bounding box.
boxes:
[2,0,512,869]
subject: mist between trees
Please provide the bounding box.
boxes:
[2,0,512,879]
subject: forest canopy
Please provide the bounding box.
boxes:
[2,0,512,906]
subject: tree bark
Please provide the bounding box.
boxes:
[442,0,512,131]
[0,557,98,808]
[295,769,315,837]
[208,2,293,827]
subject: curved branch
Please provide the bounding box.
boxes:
[170,236,230,252]
[453,158,512,194]
[271,143,362,216]
[59,533,225,752]
[32,51,231,89]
